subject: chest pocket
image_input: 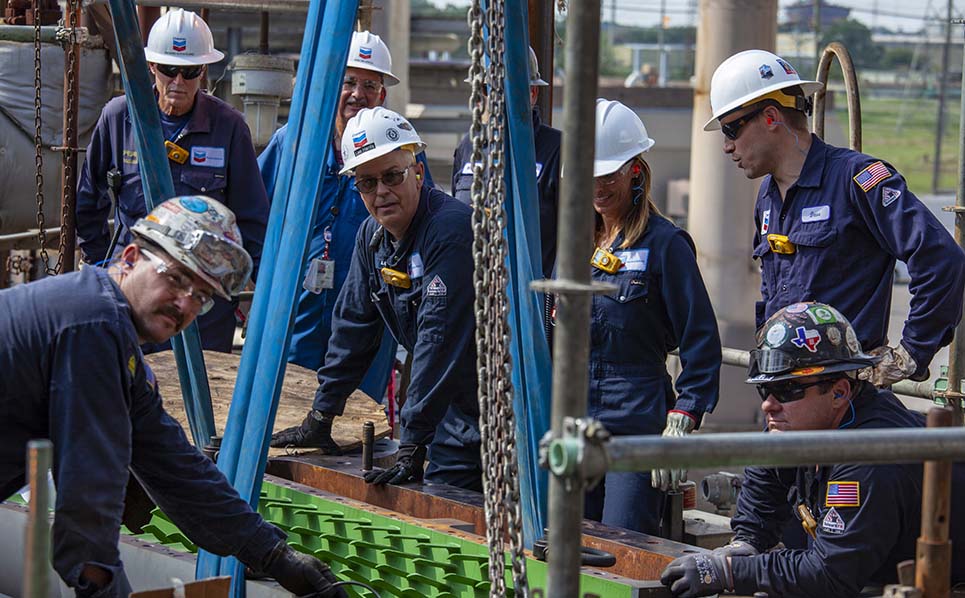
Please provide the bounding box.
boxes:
[599,274,650,329]
[788,224,837,250]
[180,169,227,199]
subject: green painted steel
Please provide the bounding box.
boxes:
[121,481,634,597]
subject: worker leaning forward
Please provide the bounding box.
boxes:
[586,99,721,534]
[271,107,482,491]
[451,46,560,279]
[259,31,435,403]
[76,8,269,354]
[705,49,965,388]
[0,198,345,598]
[662,301,965,597]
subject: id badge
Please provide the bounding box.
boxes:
[303,258,335,294]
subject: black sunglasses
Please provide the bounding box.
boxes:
[756,378,828,404]
[720,107,766,141]
[155,63,205,80]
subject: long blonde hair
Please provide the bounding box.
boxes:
[595,156,661,249]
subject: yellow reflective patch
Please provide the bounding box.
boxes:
[128,355,136,377]
[123,149,138,165]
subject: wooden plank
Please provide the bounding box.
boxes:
[145,350,391,456]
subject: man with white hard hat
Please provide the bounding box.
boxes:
[270,108,482,492]
[0,197,345,598]
[451,46,561,279]
[76,8,269,354]
[258,31,436,409]
[705,49,965,388]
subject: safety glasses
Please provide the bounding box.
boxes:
[355,164,415,194]
[155,64,205,80]
[720,107,766,141]
[140,248,215,315]
[756,379,828,404]
[342,76,383,95]
[594,161,632,188]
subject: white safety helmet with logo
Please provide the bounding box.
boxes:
[339,107,426,175]
[703,49,823,131]
[594,98,655,177]
[144,8,224,66]
[347,31,399,86]
[130,196,252,300]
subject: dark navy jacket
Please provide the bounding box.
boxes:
[258,124,434,402]
[752,135,965,377]
[730,385,965,597]
[451,108,560,278]
[311,186,481,487]
[589,215,721,435]
[0,268,283,596]
[76,92,270,353]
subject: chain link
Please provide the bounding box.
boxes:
[33,0,54,275]
[55,0,81,275]
[468,0,528,594]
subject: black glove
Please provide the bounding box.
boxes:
[262,542,348,598]
[660,552,732,598]
[270,410,341,452]
[363,443,427,486]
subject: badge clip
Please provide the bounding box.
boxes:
[165,140,189,165]
[380,267,412,289]
[590,247,622,274]
[767,233,796,255]
[796,503,818,540]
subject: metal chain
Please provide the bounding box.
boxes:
[33,0,53,275]
[55,0,80,275]
[468,0,528,594]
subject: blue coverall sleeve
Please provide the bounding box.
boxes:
[75,110,114,263]
[128,369,283,567]
[731,463,911,598]
[660,231,721,420]
[730,465,793,552]
[47,324,133,589]
[313,227,387,413]
[225,119,270,275]
[399,224,476,447]
[846,159,965,376]
[257,125,286,204]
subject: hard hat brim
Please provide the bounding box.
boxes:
[347,61,400,86]
[531,78,549,87]
[340,141,427,176]
[703,79,824,131]
[744,354,881,384]
[592,139,654,177]
[145,47,225,66]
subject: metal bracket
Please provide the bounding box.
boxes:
[540,417,611,492]
[54,26,89,46]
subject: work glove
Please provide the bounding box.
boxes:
[363,443,427,486]
[261,542,348,598]
[712,540,758,559]
[652,411,696,492]
[269,410,341,452]
[660,552,733,598]
[858,344,918,387]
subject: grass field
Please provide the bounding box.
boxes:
[827,93,963,193]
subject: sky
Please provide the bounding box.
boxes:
[432,0,964,34]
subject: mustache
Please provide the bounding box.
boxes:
[158,305,185,330]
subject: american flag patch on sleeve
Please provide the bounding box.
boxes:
[853,161,891,192]
[826,481,860,507]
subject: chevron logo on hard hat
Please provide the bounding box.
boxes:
[353,131,368,148]
[359,46,373,60]
[172,37,187,52]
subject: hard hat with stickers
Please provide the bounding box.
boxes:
[747,301,880,383]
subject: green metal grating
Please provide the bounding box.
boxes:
[121,481,636,597]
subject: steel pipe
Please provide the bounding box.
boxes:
[23,439,52,598]
[0,25,60,43]
[596,428,965,475]
[135,0,309,12]
[945,19,965,425]
[916,408,953,597]
[813,42,862,151]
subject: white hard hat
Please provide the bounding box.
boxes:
[340,107,426,175]
[347,31,399,86]
[594,99,654,177]
[703,49,822,131]
[144,8,224,66]
[130,196,252,299]
[528,47,549,86]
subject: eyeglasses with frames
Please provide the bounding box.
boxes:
[342,76,383,94]
[355,164,416,194]
[720,107,766,141]
[140,248,215,315]
[155,64,205,80]
[594,161,633,188]
[756,378,829,404]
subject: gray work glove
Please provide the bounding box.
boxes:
[652,412,696,492]
[269,410,341,452]
[858,344,918,387]
[261,542,348,598]
[363,443,427,486]
[660,552,733,598]
[713,540,758,559]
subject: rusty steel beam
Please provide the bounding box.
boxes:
[266,454,697,581]
[59,1,81,273]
